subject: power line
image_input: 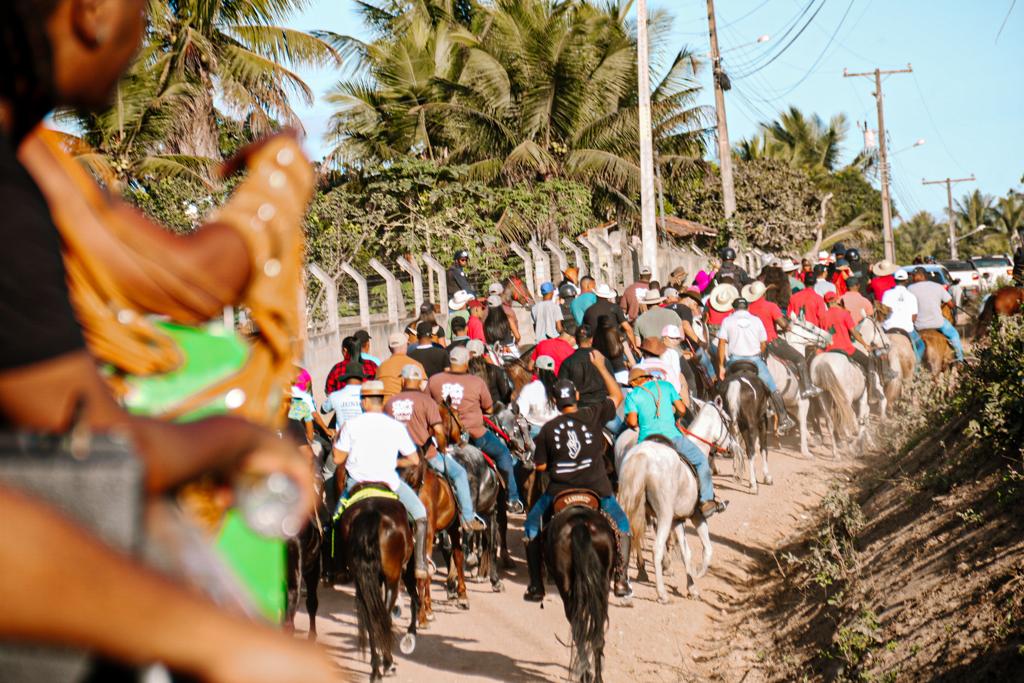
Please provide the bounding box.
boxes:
[726,0,821,75]
[732,0,828,79]
[762,0,856,99]
[909,72,965,171]
[996,0,1017,43]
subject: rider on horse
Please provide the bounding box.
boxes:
[712,246,752,287]
[523,356,633,601]
[822,292,883,398]
[333,380,430,579]
[384,365,488,533]
[881,269,926,362]
[907,267,965,364]
[625,368,726,517]
[716,297,798,433]
[743,282,822,399]
[447,249,476,297]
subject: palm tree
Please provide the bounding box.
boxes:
[894,210,945,263]
[995,191,1024,236]
[736,107,850,176]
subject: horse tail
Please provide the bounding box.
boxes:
[617,449,647,543]
[569,522,609,678]
[817,360,858,438]
[350,509,392,656]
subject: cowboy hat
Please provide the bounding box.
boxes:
[872,260,898,276]
[595,283,617,300]
[448,290,473,310]
[680,289,704,306]
[780,258,799,273]
[708,283,740,313]
[562,266,579,281]
[741,281,768,302]
[627,367,652,383]
[641,288,665,305]
[360,380,386,397]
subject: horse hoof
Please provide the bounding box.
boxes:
[427,611,436,621]
[764,475,774,486]
[657,595,670,605]
[688,588,701,600]
[391,605,402,619]
[492,580,505,593]
[399,634,416,655]
[458,597,470,609]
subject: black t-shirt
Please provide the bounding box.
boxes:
[582,299,627,332]
[0,133,84,371]
[534,399,616,497]
[665,302,693,324]
[558,347,610,407]
[408,344,449,377]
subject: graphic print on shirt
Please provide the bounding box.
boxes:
[441,382,465,407]
[389,398,414,423]
[552,418,594,475]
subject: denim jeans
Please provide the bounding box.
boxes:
[471,430,522,504]
[727,355,778,393]
[696,347,716,379]
[933,319,965,361]
[523,492,631,540]
[344,477,426,521]
[909,330,925,362]
[670,435,715,503]
[604,412,627,439]
[428,453,476,523]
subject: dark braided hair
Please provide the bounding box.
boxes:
[1,0,61,142]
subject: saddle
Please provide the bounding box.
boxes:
[333,481,398,520]
[552,488,601,514]
[725,359,761,379]
[643,434,701,481]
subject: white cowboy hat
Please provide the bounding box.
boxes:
[595,283,617,300]
[817,250,830,263]
[741,281,768,302]
[708,283,740,313]
[872,260,898,276]
[448,289,473,310]
[641,288,665,305]
[780,258,799,273]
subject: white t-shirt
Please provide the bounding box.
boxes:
[334,412,417,491]
[717,310,767,357]
[881,285,918,333]
[813,279,837,297]
[658,348,683,393]
[322,385,363,427]
[516,380,561,428]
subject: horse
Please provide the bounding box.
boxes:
[856,314,913,406]
[766,315,831,458]
[975,286,1024,339]
[402,451,465,624]
[810,352,872,460]
[718,361,771,493]
[336,493,419,681]
[502,275,535,307]
[543,491,615,683]
[490,403,540,507]
[614,399,741,603]
[920,329,955,373]
[284,484,326,640]
[439,400,508,593]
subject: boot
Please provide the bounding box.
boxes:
[866,365,882,402]
[413,519,429,579]
[613,533,633,598]
[770,391,796,433]
[796,362,822,398]
[523,537,545,602]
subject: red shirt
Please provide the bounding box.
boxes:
[868,275,896,301]
[822,306,856,355]
[707,307,731,325]
[531,338,575,374]
[787,288,827,328]
[467,315,485,342]
[831,273,848,297]
[749,298,783,342]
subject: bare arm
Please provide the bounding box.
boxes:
[0,486,338,683]
[673,398,689,416]
[397,450,420,469]
[625,412,639,429]
[589,349,623,408]
[620,321,638,349]
[717,339,729,381]
[681,320,701,345]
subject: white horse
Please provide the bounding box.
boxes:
[810,351,874,460]
[766,315,831,458]
[856,315,913,406]
[614,399,741,603]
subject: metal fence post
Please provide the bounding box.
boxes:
[338,262,370,329]
[369,257,404,324]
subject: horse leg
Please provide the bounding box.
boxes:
[746,433,758,494]
[759,416,772,486]
[694,514,712,578]
[797,397,812,459]
[497,489,513,569]
[302,530,321,640]
[489,512,504,592]
[672,522,698,599]
[284,537,299,634]
[652,513,673,604]
[634,526,649,584]
[401,559,419,656]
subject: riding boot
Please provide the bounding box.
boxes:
[523,537,545,602]
[613,533,633,598]
[796,362,822,398]
[770,391,796,433]
[413,519,430,580]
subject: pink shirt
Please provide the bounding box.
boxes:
[840,291,874,325]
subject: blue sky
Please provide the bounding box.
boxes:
[285,0,1023,222]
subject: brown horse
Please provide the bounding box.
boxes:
[502,275,535,307]
[976,286,1024,339]
[336,492,420,680]
[920,329,955,373]
[402,453,468,624]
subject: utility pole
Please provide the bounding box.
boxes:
[922,174,976,259]
[706,0,736,220]
[844,64,912,263]
[636,0,659,279]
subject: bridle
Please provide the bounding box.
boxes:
[682,398,740,455]
[506,276,534,306]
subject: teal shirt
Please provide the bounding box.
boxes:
[623,380,682,442]
[789,275,804,293]
[570,292,597,325]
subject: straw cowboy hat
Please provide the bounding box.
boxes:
[594,283,617,300]
[641,288,665,306]
[780,258,799,273]
[872,260,899,276]
[741,281,768,302]
[708,283,740,313]
[448,289,473,310]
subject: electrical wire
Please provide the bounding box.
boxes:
[730,0,827,79]
[996,0,1017,43]
[909,71,966,171]
[724,0,821,74]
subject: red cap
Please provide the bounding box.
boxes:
[467,298,487,310]
[823,292,838,303]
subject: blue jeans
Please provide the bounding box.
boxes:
[671,435,715,503]
[471,430,522,505]
[925,320,965,361]
[428,453,477,524]
[909,330,925,362]
[344,476,426,521]
[523,492,630,540]
[696,347,716,379]
[604,413,627,439]
[727,355,778,393]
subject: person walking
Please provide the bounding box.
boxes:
[466,298,487,342]
[570,275,598,325]
[531,282,564,340]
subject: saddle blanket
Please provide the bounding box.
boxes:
[333,485,398,520]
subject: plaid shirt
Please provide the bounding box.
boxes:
[324,356,378,395]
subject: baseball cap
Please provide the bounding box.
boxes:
[416,321,434,338]
[663,287,680,299]
[488,282,505,295]
[553,379,578,409]
[360,380,386,397]
[823,291,838,303]
[535,355,556,372]
[894,269,909,281]
[448,346,470,365]
[486,294,503,307]
[540,282,555,295]
[467,298,486,310]
[466,339,486,357]
[388,332,407,348]
[400,364,425,380]
[595,284,616,299]
[639,265,652,275]
[661,324,682,339]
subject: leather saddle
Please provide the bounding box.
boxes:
[726,359,761,379]
[552,488,601,514]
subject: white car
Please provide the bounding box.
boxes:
[939,259,980,306]
[970,255,1014,291]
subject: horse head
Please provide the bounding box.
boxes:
[786,314,831,349]
[492,402,535,466]
[504,276,535,306]
[689,397,743,461]
[439,398,468,446]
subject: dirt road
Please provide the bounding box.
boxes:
[295,441,855,681]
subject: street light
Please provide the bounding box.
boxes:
[952,223,989,244]
[712,34,772,56]
[893,138,926,155]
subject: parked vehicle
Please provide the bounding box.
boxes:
[939,260,980,306]
[970,255,1014,291]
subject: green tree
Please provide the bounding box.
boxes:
[894,211,944,263]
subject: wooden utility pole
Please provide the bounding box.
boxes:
[922,174,976,259]
[843,64,912,263]
[636,0,659,279]
[706,0,735,220]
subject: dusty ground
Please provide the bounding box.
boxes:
[293,434,857,682]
